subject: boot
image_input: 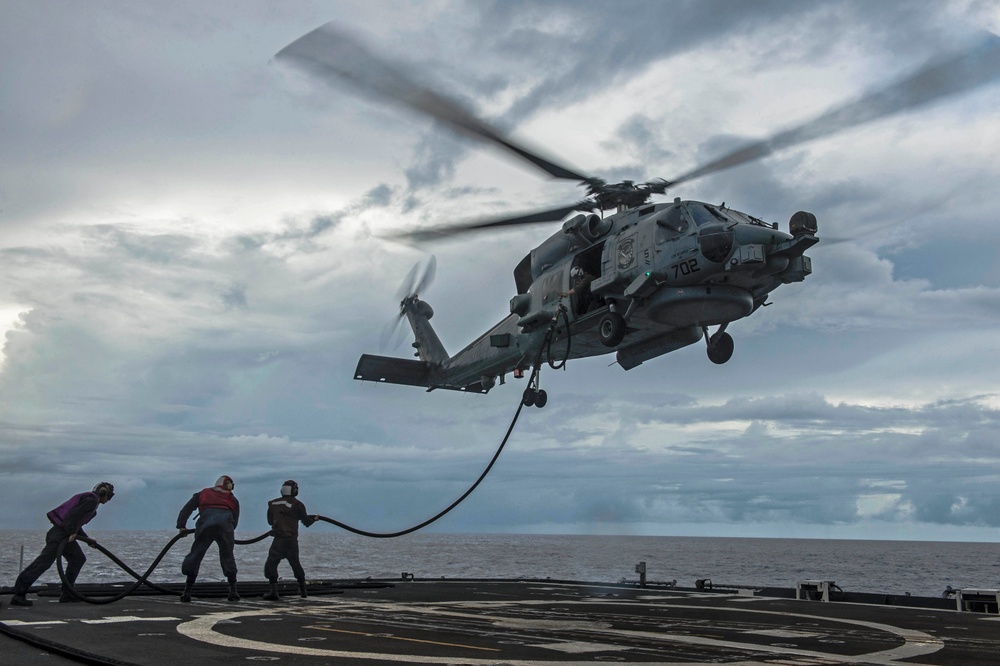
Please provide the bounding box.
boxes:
[227,580,240,602]
[10,593,33,607]
[59,590,81,603]
[262,581,280,602]
[298,581,308,599]
[180,576,195,603]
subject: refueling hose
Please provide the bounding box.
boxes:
[316,397,525,538]
[320,305,567,537]
[54,530,275,603]
[47,307,569,603]
[55,532,189,603]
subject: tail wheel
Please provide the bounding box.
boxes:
[707,331,734,364]
[598,312,626,347]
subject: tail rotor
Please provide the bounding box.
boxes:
[379,256,436,352]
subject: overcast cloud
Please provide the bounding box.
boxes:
[2,0,1000,544]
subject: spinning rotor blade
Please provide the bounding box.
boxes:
[381,256,437,352]
[276,24,591,182]
[391,202,590,242]
[393,255,437,301]
[668,31,1000,187]
[379,314,408,352]
[393,262,421,303]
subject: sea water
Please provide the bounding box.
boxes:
[2,530,998,598]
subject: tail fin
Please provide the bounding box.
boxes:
[403,298,448,364]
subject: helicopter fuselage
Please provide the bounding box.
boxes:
[354,198,817,394]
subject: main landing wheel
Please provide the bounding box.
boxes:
[598,312,626,347]
[522,388,548,408]
[534,389,547,408]
[707,331,734,365]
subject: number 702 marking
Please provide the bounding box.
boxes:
[671,258,700,278]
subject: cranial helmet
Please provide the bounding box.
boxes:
[215,475,235,491]
[93,481,115,501]
[281,480,299,497]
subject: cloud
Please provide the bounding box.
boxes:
[1,1,999,542]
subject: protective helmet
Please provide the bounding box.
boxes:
[215,475,235,491]
[93,481,115,501]
[281,480,299,497]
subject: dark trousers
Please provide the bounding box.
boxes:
[264,536,305,583]
[182,509,237,581]
[13,525,86,595]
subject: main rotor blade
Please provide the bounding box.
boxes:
[276,24,592,182]
[390,201,590,242]
[669,31,1000,187]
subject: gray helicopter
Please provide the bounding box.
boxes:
[276,25,1000,407]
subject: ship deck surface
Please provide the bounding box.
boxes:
[3,579,999,665]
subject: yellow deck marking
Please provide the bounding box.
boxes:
[304,624,501,652]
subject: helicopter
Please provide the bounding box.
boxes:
[276,25,1000,407]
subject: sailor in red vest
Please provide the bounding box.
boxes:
[176,475,240,602]
[262,480,319,601]
[9,482,115,607]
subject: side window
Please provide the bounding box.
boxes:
[655,205,689,243]
[513,253,532,294]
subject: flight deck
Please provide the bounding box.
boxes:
[4,578,1000,665]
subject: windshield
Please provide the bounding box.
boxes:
[685,203,728,226]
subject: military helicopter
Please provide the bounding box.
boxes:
[276,25,1000,407]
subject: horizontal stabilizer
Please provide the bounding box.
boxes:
[354,354,488,393]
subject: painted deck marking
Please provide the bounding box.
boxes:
[527,640,628,654]
[174,596,945,665]
[0,620,67,627]
[81,616,180,624]
[305,624,501,652]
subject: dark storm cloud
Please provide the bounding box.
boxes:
[222,283,248,310]
[2,1,999,539]
[363,183,394,207]
[379,0,997,218]
[234,212,348,250]
[403,132,468,190]
[476,0,821,123]
[613,115,676,163]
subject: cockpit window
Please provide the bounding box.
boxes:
[685,203,728,226]
[655,204,689,243]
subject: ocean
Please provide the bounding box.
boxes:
[2,530,998,599]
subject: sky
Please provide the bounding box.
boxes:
[2,0,1000,542]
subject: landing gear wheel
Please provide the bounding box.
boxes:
[707,331,734,365]
[598,312,626,347]
[522,388,536,407]
[534,389,547,408]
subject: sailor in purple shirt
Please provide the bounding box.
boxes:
[8,482,115,607]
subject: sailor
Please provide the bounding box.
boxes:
[176,475,241,602]
[569,265,596,315]
[9,482,116,607]
[262,479,319,601]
